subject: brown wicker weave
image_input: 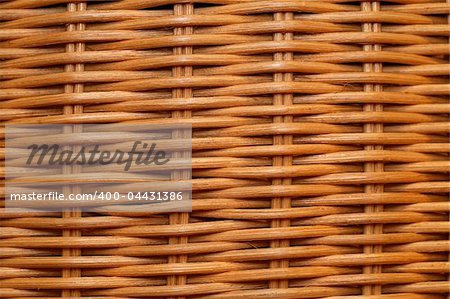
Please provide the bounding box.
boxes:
[0,0,449,298]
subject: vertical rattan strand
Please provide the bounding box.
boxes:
[167,3,193,298]
[361,1,384,296]
[447,2,450,298]
[62,2,85,297]
[269,11,294,290]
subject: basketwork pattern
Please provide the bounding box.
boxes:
[0,0,449,298]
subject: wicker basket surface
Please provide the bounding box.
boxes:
[0,0,449,298]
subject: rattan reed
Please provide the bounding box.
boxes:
[0,0,449,298]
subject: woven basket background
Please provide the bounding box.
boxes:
[0,0,449,298]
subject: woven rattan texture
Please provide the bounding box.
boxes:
[0,0,449,298]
